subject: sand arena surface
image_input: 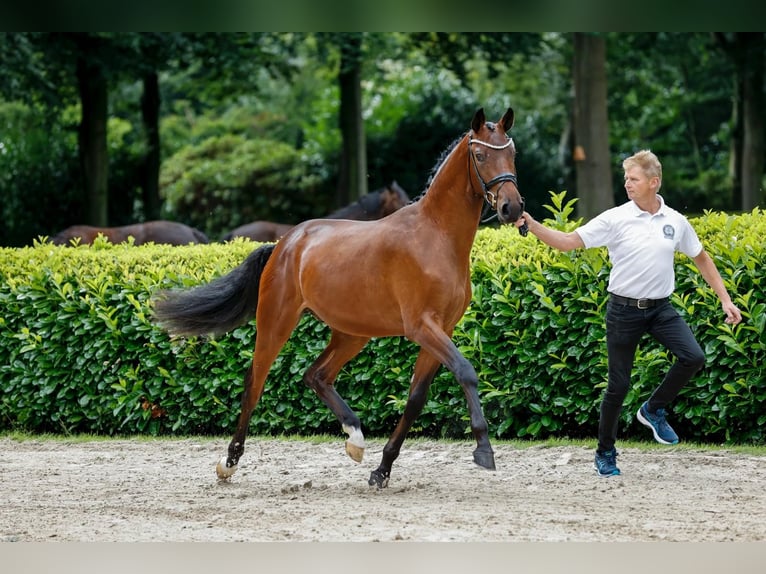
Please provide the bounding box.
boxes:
[1,436,764,542]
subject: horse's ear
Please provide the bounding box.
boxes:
[471,108,486,132]
[500,107,514,132]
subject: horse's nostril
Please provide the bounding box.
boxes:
[498,199,524,224]
[500,200,520,221]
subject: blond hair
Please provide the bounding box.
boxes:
[623,150,662,187]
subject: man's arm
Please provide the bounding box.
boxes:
[516,211,584,252]
[692,249,742,325]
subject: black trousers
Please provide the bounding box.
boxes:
[597,298,705,452]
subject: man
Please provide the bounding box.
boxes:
[516,150,742,477]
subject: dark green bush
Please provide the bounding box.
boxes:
[1,196,763,444]
[0,102,81,247]
[159,134,323,239]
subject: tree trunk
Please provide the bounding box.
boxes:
[715,32,765,211]
[729,74,744,209]
[76,53,109,226]
[141,71,162,220]
[572,33,613,219]
[337,34,367,207]
[741,34,765,210]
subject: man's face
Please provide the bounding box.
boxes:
[623,166,658,203]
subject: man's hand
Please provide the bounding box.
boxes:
[723,301,742,325]
[515,211,535,236]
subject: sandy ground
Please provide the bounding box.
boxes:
[0,436,764,543]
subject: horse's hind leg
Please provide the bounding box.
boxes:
[217,361,261,479]
[368,350,441,489]
[303,330,370,463]
[217,310,302,480]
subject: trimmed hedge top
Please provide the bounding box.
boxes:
[1,194,764,443]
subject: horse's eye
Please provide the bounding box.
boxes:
[474,150,486,162]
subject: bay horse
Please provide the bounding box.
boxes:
[221,181,410,242]
[50,220,209,246]
[153,108,525,488]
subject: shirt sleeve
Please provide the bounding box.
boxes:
[575,212,612,249]
[678,218,703,258]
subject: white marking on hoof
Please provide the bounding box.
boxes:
[215,456,237,480]
[342,424,365,463]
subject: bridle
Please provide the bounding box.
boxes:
[468,134,527,233]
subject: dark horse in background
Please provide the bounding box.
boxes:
[221,181,410,242]
[50,220,209,246]
[153,108,525,488]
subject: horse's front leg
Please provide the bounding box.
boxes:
[460,358,495,470]
[414,320,495,472]
[368,351,440,489]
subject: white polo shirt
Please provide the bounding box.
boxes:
[575,195,703,300]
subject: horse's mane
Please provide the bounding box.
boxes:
[411,134,466,203]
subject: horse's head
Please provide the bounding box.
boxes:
[469,107,524,225]
[379,181,410,216]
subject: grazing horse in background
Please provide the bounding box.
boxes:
[221,181,410,242]
[50,220,209,246]
[222,221,294,243]
[153,108,525,488]
[325,180,409,220]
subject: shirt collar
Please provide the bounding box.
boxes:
[630,194,666,217]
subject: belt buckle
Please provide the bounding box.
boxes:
[636,298,650,309]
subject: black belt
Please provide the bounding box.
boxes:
[610,294,668,309]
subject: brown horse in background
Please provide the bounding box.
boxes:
[222,181,410,242]
[153,108,524,488]
[221,221,294,243]
[50,220,209,246]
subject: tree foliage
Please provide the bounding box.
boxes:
[0,32,764,246]
[606,33,738,212]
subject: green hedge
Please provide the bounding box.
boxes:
[1,195,764,443]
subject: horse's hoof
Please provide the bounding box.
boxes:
[215,456,238,480]
[368,469,390,489]
[345,440,364,463]
[342,425,365,463]
[473,449,496,470]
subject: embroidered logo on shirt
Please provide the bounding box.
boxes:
[663,224,675,239]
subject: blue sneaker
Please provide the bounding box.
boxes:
[594,449,620,477]
[637,402,679,445]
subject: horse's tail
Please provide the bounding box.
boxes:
[152,244,276,336]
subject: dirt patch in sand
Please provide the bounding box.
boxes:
[1,436,763,542]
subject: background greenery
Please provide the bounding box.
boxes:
[1,194,762,444]
[1,32,760,245]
